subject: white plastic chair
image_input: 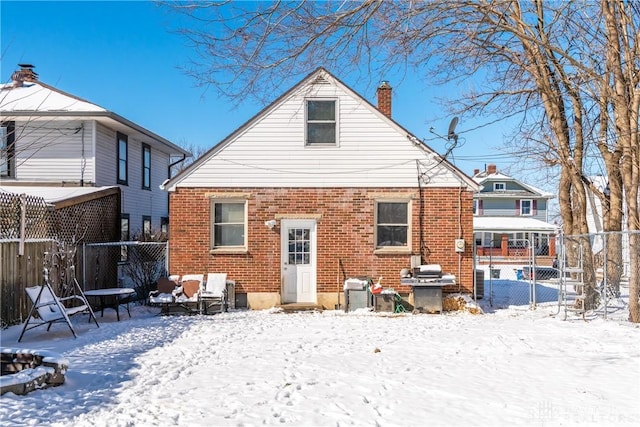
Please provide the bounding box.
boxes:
[201,273,229,314]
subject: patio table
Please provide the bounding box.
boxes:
[84,288,135,321]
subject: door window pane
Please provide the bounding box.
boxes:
[288,227,311,265]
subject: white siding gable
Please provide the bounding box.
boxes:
[173,72,471,190]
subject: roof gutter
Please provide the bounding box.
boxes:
[168,154,187,179]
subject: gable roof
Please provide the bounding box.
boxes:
[473,170,554,198]
[163,67,478,191]
[0,80,190,157]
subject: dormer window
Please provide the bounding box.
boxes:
[493,182,505,191]
[306,100,337,146]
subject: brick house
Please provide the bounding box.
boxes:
[162,68,479,310]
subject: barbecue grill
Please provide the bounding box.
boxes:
[401,264,455,313]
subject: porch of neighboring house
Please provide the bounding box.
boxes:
[475,232,557,267]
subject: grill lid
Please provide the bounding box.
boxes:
[414,264,443,278]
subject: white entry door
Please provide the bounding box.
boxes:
[281,219,317,303]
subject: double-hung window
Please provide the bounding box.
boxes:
[142,144,151,190]
[1,121,15,178]
[306,100,336,145]
[211,200,247,249]
[520,199,532,216]
[117,132,128,185]
[375,201,410,248]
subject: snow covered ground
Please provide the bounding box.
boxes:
[1,281,639,427]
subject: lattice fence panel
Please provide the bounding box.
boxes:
[0,190,120,326]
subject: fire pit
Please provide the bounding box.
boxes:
[1,348,68,395]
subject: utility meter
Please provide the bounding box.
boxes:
[454,239,465,252]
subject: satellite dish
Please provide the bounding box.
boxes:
[447,117,459,141]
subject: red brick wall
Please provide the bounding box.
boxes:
[169,187,474,296]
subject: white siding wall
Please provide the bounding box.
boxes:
[13,119,95,183]
[94,122,115,186]
[177,83,464,189]
[94,122,170,234]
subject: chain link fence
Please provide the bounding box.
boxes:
[475,231,638,322]
[82,241,168,304]
[475,238,539,309]
[555,231,637,321]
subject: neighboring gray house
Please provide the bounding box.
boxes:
[0,64,190,239]
[472,164,558,259]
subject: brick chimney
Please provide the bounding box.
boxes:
[376,81,392,118]
[473,168,480,176]
[11,64,38,87]
[487,164,497,174]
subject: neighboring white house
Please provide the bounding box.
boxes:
[0,64,190,239]
[585,175,632,277]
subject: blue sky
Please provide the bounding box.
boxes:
[1,1,527,178]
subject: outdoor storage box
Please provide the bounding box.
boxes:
[373,294,394,312]
[346,289,371,312]
[344,278,371,312]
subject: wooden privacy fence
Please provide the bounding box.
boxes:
[0,239,56,327]
[0,189,119,326]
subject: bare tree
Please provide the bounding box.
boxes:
[165,0,639,321]
[171,140,208,176]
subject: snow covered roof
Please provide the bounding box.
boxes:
[473,171,512,181]
[474,175,554,198]
[0,81,106,112]
[0,79,190,157]
[474,216,558,233]
[0,185,118,205]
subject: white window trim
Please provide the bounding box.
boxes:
[210,198,248,252]
[374,199,412,253]
[493,182,506,191]
[520,199,533,216]
[305,98,339,147]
